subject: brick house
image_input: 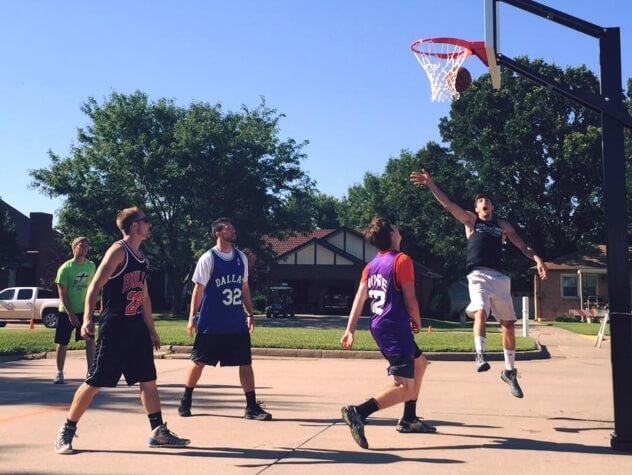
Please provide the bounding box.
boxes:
[0,200,62,289]
[262,226,441,314]
[529,244,630,320]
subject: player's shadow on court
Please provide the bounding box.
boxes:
[77,446,465,466]
[376,431,632,456]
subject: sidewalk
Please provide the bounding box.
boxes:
[0,325,627,474]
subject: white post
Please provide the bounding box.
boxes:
[522,296,529,337]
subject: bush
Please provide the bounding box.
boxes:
[555,315,581,322]
[251,292,267,313]
[429,286,450,318]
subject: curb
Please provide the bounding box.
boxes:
[1,343,549,364]
[0,351,48,364]
[164,342,549,361]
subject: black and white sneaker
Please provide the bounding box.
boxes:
[147,423,190,448]
[396,418,437,434]
[245,403,272,421]
[177,398,192,417]
[55,424,76,454]
[341,405,369,449]
[476,353,490,372]
[501,369,524,398]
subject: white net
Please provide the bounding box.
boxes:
[412,40,472,102]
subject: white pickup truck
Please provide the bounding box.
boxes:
[0,287,60,328]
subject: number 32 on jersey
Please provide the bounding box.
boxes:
[222,288,242,306]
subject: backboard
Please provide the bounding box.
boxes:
[484,0,502,89]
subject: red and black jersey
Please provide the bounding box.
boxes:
[101,240,149,317]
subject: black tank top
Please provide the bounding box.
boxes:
[466,218,503,273]
[101,240,149,317]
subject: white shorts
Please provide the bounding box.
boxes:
[465,269,517,322]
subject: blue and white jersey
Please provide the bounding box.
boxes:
[192,247,249,334]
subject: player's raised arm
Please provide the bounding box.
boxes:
[410,170,476,227]
[499,220,548,280]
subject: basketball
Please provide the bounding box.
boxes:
[455,67,472,93]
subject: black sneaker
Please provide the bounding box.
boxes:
[476,353,490,372]
[245,403,272,421]
[396,417,437,434]
[341,405,368,449]
[178,397,192,417]
[55,424,77,454]
[501,369,524,398]
[147,423,190,448]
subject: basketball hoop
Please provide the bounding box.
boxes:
[411,37,489,102]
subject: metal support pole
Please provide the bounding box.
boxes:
[599,27,632,452]
[522,296,529,337]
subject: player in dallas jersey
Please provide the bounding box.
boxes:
[340,217,435,450]
[178,217,271,421]
[410,169,548,398]
[55,207,190,455]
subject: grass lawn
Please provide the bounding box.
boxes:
[0,319,535,355]
[548,322,609,336]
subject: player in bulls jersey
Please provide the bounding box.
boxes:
[340,217,435,449]
[411,169,547,399]
[55,207,190,454]
[177,217,271,421]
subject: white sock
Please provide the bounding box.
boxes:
[504,350,516,371]
[474,336,486,354]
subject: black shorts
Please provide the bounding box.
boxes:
[86,314,157,388]
[385,343,423,379]
[191,332,252,367]
[54,312,84,345]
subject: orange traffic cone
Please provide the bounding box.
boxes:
[29,318,35,330]
[427,325,433,333]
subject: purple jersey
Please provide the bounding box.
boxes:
[366,250,415,358]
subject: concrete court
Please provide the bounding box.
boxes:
[0,326,630,474]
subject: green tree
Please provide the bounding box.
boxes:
[282,189,347,229]
[31,92,312,312]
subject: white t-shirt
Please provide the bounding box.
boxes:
[192,247,249,287]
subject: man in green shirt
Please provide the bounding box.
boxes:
[54,237,96,384]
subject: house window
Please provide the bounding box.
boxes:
[561,275,578,299]
[582,274,598,298]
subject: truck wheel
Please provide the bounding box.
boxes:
[0,322,6,328]
[42,310,59,329]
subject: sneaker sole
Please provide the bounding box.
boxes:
[178,410,191,417]
[477,362,491,372]
[396,421,438,434]
[244,414,272,421]
[147,443,191,448]
[341,407,369,449]
[55,447,74,455]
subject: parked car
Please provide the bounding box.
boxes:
[322,290,352,314]
[0,287,60,328]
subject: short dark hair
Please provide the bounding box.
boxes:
[473,194,494,207]
[364,216,393,251]
[212,217,233,237]
[116,207,143,235]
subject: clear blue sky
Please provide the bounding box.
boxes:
[1,0,630,221]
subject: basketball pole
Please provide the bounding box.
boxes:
[488,0,632,451]
[599,26,632,452]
